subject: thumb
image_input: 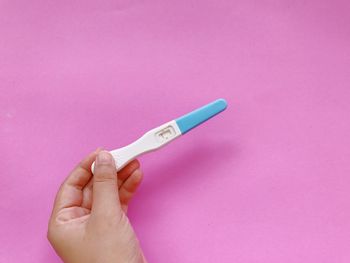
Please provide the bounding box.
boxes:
[92,150,121,216]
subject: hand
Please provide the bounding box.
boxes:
[48,149,147,263]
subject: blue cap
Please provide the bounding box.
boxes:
[175,98,227,134]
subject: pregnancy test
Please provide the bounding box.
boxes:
[91,98,227,173]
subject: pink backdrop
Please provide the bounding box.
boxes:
[1,0,350,262]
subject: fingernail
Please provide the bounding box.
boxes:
[95,147,103,152]
[96,151,112,164]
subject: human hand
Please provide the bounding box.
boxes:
[48,149,147,263]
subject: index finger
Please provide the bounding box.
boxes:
[51,149,101,217]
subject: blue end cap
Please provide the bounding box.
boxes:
[175,98,228,134]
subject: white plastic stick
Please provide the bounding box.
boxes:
[91,99,227,173]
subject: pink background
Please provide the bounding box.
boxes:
[1,0,350,262]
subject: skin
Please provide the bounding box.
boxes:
[48,149,147,263]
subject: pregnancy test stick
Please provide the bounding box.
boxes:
[91,98,227,173]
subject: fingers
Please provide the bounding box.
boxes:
[81,179,93,209]
[51,149,99,217]
[91,151,120,217]
[81,159,140,210]
[117,159,140,188]
[119,168,143,212]
[66,149,99,189]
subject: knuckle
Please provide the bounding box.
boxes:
[47,224,56,244]
[94,167,116,181]
[94,172,115,182]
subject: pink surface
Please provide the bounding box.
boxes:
[1,0,350,262]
